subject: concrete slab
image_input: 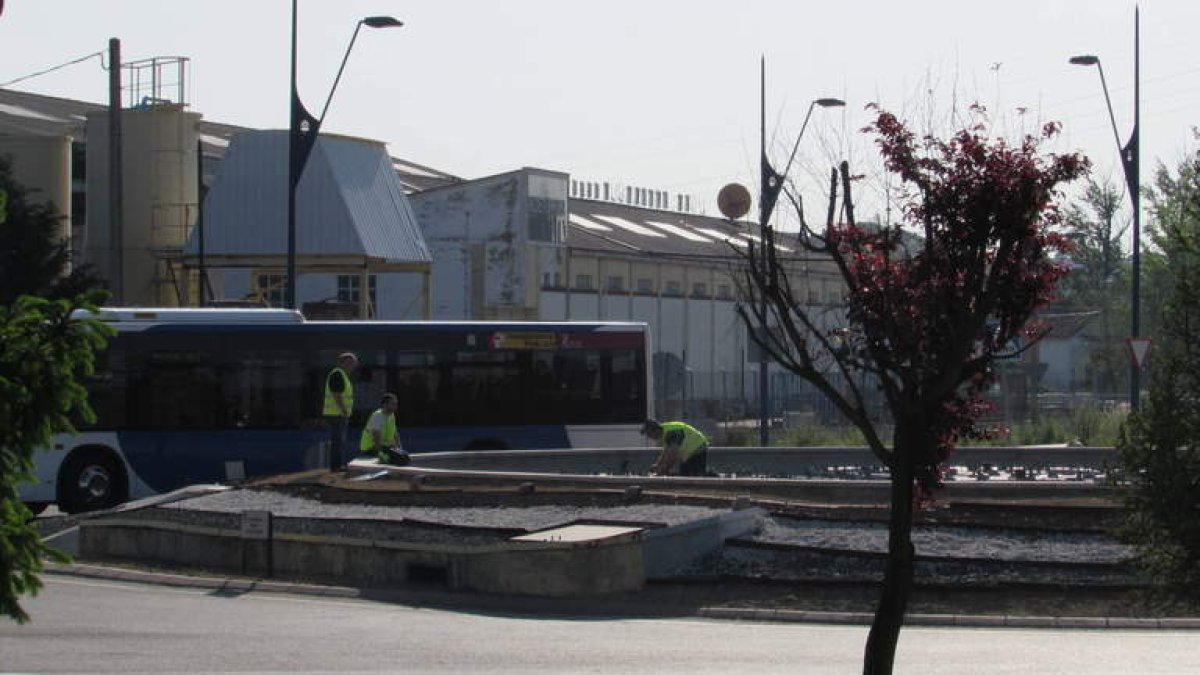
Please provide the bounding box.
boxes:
[512,524,643,543]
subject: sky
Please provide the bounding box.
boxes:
[2,0,1197,227]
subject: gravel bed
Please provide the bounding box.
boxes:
[752,516,1133,564]
[688,516,1137,587]
[160,488,725,533]
[700,546,1138,586]
[87,486,1137,587]
[100,506,515,546]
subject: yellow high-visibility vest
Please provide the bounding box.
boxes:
[323,367,354,417]
[660,421,707,461]
[360,411,398,451]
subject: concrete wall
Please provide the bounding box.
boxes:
[412,169,569,321]
[78,517,646,596]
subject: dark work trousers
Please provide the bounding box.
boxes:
[679,445,709,476]
[327,416,349,470]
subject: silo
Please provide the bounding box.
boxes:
[86,104,200,306]
[0,132,73,262]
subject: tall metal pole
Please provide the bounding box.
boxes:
[757,58,770,446]
[286,1,301,309]
[285,5,399,310]
[1068,5,1142,410]
[1129,6,1141,410]
[196,138,206,306]
[108,38,123,303]
[752,61,844,444]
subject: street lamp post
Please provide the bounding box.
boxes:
[755,59,844,445]
[1070,7,1140,409]
[286,3,402,309]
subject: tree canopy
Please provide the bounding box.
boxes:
[1,293,111,623]
[0,155,111,623]
[737,105,1088,673]
[1119,142,1200,602]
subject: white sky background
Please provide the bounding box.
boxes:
[1,0,1197,231]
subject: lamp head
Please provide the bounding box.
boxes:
[363,16,403,28]
[1069,55,1100,66]
[814,98,846,108]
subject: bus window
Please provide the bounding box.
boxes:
[352,352,387,422]
[611,349,641,401]
[447,351,522,425]
[128,348,223,429]
[556,351,602,399]
[221,349,303,428]
[81,340,128,429]
[392,351,439,427]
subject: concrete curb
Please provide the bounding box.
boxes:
[45,562,1200,630]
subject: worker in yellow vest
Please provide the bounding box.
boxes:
[642,418,709,476]
[361,393,410,465]
[323,352,358,470]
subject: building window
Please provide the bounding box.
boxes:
[664,280,682,296]
[528,196,567,242]
[717,284,733,300]
[254,273,287,307]
[691,282,709,298]
[337,275,377,315]
[606,276,625,292]
[574,274,593,290]
[636,278,654,294]
[542,272,565,289]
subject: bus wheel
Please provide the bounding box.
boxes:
[59,450,127,514]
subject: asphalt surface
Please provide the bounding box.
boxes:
[6,574,1199,674]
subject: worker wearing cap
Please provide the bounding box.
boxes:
[642,418,709,476]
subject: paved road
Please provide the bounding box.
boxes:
[3,576,1198,674]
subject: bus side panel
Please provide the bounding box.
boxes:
[117,429,327,493]
[18,432,155,504]
[17,445,68,504]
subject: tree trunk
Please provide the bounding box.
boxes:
[862,459,915,675]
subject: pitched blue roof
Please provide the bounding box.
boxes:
[185,129,430,263]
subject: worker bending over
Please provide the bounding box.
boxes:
[642,418,708,476]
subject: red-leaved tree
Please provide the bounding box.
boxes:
[736,106,1088,674]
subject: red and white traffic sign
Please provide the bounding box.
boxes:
[1127,337,1153,369]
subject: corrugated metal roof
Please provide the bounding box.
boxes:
[568,198,754,260]
[0,88,461,192]
[0,89,90,137]
[1040,311,1099,340]
[185,129,430,263]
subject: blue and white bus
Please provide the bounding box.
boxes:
[21,308,651,513]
